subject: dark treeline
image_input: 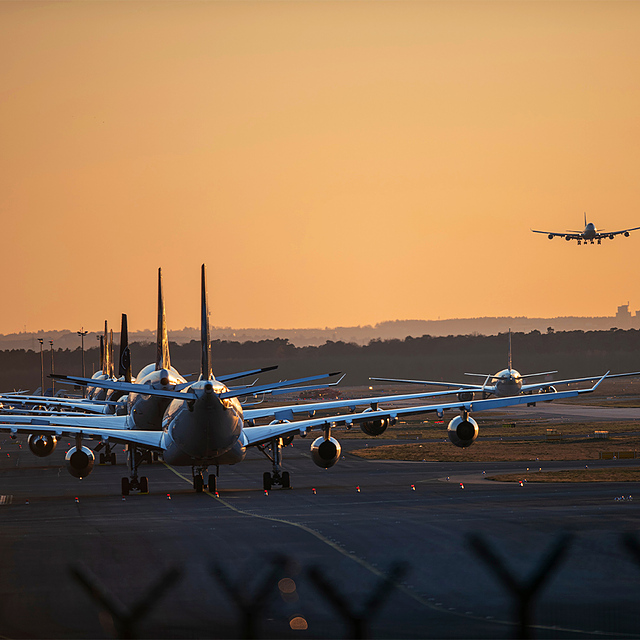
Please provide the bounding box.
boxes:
[2,329,640,392]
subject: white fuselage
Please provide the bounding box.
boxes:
[490,369,523,397]
[161,379,246,467]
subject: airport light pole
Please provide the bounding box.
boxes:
[37,338,44,396]
[49,340,54,396]
[77,328,88,398]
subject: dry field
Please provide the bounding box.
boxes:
[489,468,640,482]
[351,434,640,462]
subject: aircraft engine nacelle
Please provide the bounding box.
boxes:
[548,234,554,240]
[310,436,341,469]
[537,386,557,394]
[447,415,479,448]
[65,446,95,479]
[457,391,474,402]
[28,434,58,457]
[625,231,630,238]
[360,417,392,436]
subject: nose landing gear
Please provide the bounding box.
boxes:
[192,465,217,492]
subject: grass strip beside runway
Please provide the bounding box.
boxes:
[351,436,640,462]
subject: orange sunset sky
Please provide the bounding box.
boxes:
[1,1,640,335]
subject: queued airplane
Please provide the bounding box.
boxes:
[0,265,610,496]
[532,213,640,245]
[372,330,640,401]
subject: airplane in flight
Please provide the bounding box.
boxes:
[0,266,610,495]
[372,331,640,401]
[532,213,640,245]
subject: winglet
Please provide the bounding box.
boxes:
[118,313,132,383]
[200,263,212,381]
[156,268,171,371]
[588,371,609,392]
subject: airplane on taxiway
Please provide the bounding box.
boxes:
[0,266,610,496]
[532,213,640,245]
[372,330,640,401]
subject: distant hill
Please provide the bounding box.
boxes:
[2,307,639,350]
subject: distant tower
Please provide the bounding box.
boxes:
[616,303,632,328]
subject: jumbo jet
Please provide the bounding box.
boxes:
[0,266,609,496]
[532,213,640,245]
[372,330,640,401]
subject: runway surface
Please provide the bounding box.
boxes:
[1,433,640,639]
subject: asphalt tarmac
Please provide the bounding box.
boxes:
[1,430,640,639]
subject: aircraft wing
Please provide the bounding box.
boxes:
[597,226,640,238]
[53,375,198,401]
[370,377,482,390]
[531,229,575,239]
[243,374,607,447]
[0,422,164,450]
[0,414,128,429]
[243,387,472,422]
[520,370,640,393]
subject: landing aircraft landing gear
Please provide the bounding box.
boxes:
[121,446,149,495]
[259,438,292,490]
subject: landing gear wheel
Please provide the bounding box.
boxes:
[263,472,272,491]
[153,452,159,462]
[110,453,117,465]
[121,477,130,496]
[194,474,204,493]
[99,453,105,465]
[208,475,217,493]
[282,471,291,489]
[140,476,149,493]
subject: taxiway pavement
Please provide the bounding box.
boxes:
[0,434,639,638]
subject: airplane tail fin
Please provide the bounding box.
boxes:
[584,211,587,226]
[119,313,132,383]
[508,328,512,371]
[156,268,171,371]
[109,329,114,378]
[103,321,110,376]
[99,334,104,373]
[200,263,212,381]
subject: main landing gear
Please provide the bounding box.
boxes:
[121,446,149,496]
[259,437,292,490]
[95,441,117,465]
[192,465,218,493]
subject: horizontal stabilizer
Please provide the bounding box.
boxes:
[220,372,341,400]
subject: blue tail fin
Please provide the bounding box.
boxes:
[119,313,132,383]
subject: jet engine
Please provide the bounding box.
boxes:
[548,234,553,240]
[447,415,479,448]
[65,446,95,478]
[28,434,58,457]
[457,391,474,402]
[360,417,393,436]
[625,232,630,237]
[310,436,341,468]
[537,386,557,394]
